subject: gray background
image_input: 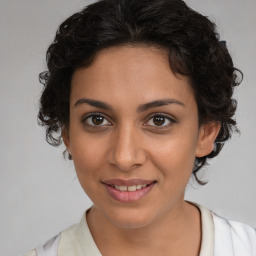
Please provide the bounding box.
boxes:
[0,0,255,255]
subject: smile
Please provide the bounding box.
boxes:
[102,179,156,203]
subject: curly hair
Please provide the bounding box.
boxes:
[38,0,242,184]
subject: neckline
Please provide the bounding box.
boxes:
[59,203,214,256]
[191,202,215,256]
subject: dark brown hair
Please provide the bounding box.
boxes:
[38,0,242,184]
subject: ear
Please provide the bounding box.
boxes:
[62,126,71,153]
[196,121,221,157]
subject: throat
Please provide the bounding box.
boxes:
[86,202,201,256]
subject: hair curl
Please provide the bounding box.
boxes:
[38,0,242,184]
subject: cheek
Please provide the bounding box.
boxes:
[71,145,105,201]
[70,134,108,182]
[148,134,198,179]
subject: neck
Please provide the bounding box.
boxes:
[86,201,201,256]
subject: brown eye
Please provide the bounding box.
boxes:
[145,114,174,128]
[153,116,165,126]
[83,114,111,127]
[92,115,104,125]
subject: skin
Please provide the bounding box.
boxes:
[63,45,220,256]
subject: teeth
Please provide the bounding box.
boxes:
[113,184,148,191]
[128,185,136,191]
[119,186,127,191]
[136,185,143,190]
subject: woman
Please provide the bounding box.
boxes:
[25,0,255,255]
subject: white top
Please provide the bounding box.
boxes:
[24,204,256,256]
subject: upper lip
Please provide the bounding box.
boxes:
[102,179,156,186]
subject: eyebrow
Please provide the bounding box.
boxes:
[137,99,185,112]
[74,98,113,111]
[74,98,185,112]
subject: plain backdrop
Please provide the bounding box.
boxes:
[0,0,255,255]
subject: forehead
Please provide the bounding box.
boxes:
[70,45,195,109]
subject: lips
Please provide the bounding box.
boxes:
[102,179,156,203]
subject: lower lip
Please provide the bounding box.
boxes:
[103,183,155,203]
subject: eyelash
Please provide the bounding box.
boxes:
[145,113,175,129]
[81,112,111,128]
[81,112,175,129]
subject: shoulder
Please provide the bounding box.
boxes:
[22,222,80,256]
[23,234,61,256]
[212,212,256,255]
[22,209,101,256]
[23,249,37,256]
[192,202,256,255]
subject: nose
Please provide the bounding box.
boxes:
[107,125,147,172]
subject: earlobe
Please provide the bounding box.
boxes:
[196,122,221,157]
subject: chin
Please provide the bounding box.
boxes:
[104,207,157,229]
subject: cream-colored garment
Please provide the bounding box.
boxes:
[23,204,256,256]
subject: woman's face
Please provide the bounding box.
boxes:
[64,45,218,228]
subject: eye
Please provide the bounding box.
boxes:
[145,114,174,128]
[82,113,111,127]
